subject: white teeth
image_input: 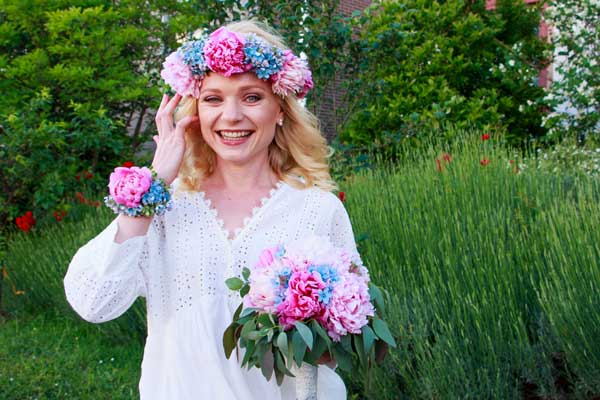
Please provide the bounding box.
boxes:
[219,131,252,138]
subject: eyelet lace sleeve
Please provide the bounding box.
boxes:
[329,196,362,264]
[64,218,149,323]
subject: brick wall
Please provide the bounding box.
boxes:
[314,0,371,140]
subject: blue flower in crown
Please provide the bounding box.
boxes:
[243,34,285,80]
[179,39,209,76]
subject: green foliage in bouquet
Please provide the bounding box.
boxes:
[341,0,549,146]
[223,268,396,386]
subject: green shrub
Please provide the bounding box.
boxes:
[342,0,548,147]
[0,89,129,225]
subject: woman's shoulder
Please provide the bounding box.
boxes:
[282,178,343,211]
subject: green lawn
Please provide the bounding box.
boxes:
[0,311,142,400]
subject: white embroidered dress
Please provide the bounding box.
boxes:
[64,182,355,400]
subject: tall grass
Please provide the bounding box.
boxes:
[4,130,599,398]
[341,133,600,398]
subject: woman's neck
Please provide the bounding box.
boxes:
[206,156,278,193]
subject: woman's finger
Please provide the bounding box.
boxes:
[175,115,199,137]
[163,93,182,116]
[159,94,169,110]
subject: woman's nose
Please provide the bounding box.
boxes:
[221,99,243,122]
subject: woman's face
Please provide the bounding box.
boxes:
[197,72,284,166]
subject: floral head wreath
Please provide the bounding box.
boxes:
[160,27,314,99]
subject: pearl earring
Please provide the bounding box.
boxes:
[277,119,283,126]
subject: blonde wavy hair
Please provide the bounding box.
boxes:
[173,20,336,192]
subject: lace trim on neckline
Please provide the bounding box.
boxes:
[197,181,286,242]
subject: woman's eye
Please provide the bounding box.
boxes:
[202,96,221,103]
[245,94,261,103]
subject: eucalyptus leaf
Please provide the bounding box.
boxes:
[361,325,376,354]
[306,336,327,364]
[245,330,262,341]
[294,321,313,350]
[232,303,243,321]
[223,323,237,359]
[242,340,256,368]
[242,267,251,280]
[292,330,308,367]
[240,307,258,318]
[311,320,332,346]
[373,318,396,347]
[261,350,274,381]
[240,319,256,340]
[353,333,367,368]
[331,346,352,372]
[368,283,385,314]
[240,284,250,298]
[340,334,352,353]
[276,331,288,356]
[274,368,284,386]
[225,277,244,291]
[258,313,274,327]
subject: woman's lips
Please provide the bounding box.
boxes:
[216,130,254,146]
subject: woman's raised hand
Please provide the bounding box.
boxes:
[152,94,199,185]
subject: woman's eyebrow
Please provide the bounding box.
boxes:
[237,85,266,92]
[200,86,266,95]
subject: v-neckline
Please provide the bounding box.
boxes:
[197,181,287,243]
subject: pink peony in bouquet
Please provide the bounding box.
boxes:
[223,235,395,387]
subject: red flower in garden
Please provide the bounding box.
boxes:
[480,159,490,166]
[75,174,81,181]
[93,200,101,207]
[481,133,491,141]
[509,159,515,165]
[338,191,346,202]
[53,210,67,222]
[84,171,94,180]
[76,191,86,204]
[15,211,36,232]
[122,161,134,168]
[442,153,452,163]
[436,159,443,172]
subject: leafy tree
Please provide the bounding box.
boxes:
[542,0,600,144]
[0,0,228,226]
[340,0,549,146]
[0,0,355,227]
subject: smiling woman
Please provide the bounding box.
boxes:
[174,21,334,195]
[64,20,354,400]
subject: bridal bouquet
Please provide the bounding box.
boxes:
[223,235,395,389]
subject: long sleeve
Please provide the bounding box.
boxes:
[329,197,361,263]
[64,219,148,323]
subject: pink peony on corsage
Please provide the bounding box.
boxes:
[272,51,313,98]
[108,166,153,208]
[224,235,396,386]
[203,27,250,77]
[160,52,201,97]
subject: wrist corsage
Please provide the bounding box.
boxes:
[104,166,172,217]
